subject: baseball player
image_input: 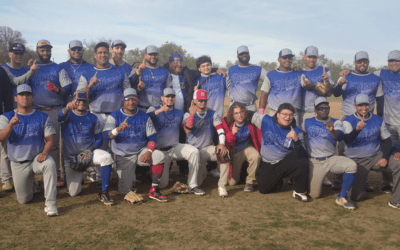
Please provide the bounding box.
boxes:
[249,103,310,202]
[306,97,357,210]
[342,94,400,210]
[194,56,227,118]
[103,88,168,202]
[0,84,58,216]
[259,49,310,123]
[109,40,132,78]
[183,89,229,196]
[128,45,170,111]
[226,45,268,112]
[58,91,114,205]
[146,88,201,190]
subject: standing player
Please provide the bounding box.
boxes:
[227,45,267,112]
[103,88,168,202]
[0,84,58,216]
[129,45,170,111]
[109,40,132,78]
[58,91,114,205]
[183,90,229,196]
[194,55,226,118]
[259,49,309,123]
[306,97,357,209]
[146,88,201,190]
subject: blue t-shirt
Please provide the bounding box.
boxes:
[379,69,400,125]
[110,61,132,78]
[234,123,251,154]
[195,73,226,118]
[227,65,265,103]
[59,61,95,96]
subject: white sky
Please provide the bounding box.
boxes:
[1,0,399,67]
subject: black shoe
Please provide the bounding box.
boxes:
[365,185,374,192]
[189,186,205,195]
[380,186,392,194]
[149,186,168,202]
[99,190,114,206]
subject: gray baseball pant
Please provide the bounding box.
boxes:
[42,108,62,178]
[199,145,229,187]
[0,140,11,183]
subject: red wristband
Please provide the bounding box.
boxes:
[186,114,195,127]
[147,141,156,151]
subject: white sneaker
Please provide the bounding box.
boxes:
[209,169,220,178]
[323,176,332,186]
[218,186,228,197]
[292,191,310,202]
[44,206,58,217]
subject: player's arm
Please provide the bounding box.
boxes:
[104,116,130,140]
[0,68,14,113]
[380,123,392,162]
[259,75,271,114]
[333,77,346,97]
[213,113,228,157]
[58,69,73,96]
[140,117,157,164]
[183,102,196,134]
[0,113,19,142]
[342,120,362,144]
[37,116,57,162]
[88,132,103,152]
[376,79,384,118]
[225,69,232,91]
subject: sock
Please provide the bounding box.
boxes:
[151,164,164,186]
[339,172,356,198]
[101,165,112,191]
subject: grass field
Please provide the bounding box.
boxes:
[1,98,396,250]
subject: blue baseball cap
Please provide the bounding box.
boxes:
[314,97,329,107]
[16,84,32,95]
[111,40,126,49]
[69,40,83,49]
[305,46,318,57]
[145,45,158,54]
[74,91,90,101]
[354,94,369,105]
[237,45,249,55]
[279,49,293,58]
[355,51,369,61]
[388,50,400,61]
[169,53,182,62]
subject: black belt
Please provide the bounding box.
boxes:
[312,155,334,161]
[16,160,30,164]
[159,146,173,151]
[231,100,255,106]
[37,105,62,111]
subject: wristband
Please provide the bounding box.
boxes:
[186,113,195,127]
[111,128,119,136]
[258,108,264,115]
[136,70,141,76]
[62,107,68,115]
[218,134,226,145]
[147,141,156,151]
[147,149,153,153]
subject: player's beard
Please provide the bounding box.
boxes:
[38,54,51,64]
[146,58,158,67]
[238,55,250,65]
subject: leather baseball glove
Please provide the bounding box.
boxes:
[170,181,189,194]
[315,81,332,96]
[73,149,93,172]
[124,191,144,204]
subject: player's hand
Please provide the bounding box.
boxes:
[46,80,60,94]
[158,103,169,113]
[321,66,329,81]
[137,76,145,91]
[194,81,199,91]
[9,110,20,127]
[339,70,351,77]
[66,99,78,111]
[286,126,299,142]
[302,75,313,89]
[356,115,366,131]
[117,117,130,132]
[232,124,239,136]
[324,116,334,132]
[138,59,147,74]
[27,59,34,67]
[29,60,39,75]
[88,72,100,89]
[189,100,197,114]
[338,75,347,86]
[37,152,48,163]
[216,144,229,157]
[139,151,152,164]
[216,69,226,77]
[376,158,388,168]
[394,152,400,161]
[293,65,301,72]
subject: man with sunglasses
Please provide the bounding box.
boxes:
[109,40,132,78]
[305,97,357,209]
[146,88,200,191]
[183,89,229,196]
[259,49,310,123]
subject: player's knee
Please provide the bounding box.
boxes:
[345,161,357,174]
[152,150,165,165]
[68,189,81,197]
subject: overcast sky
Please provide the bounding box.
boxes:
[1,0,399,67]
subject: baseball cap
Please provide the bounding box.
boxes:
[388,50,400,61]
[145,45,158,54]
[16,84,32,95]
[354,94,369,105]
[36,39,53,49]
[279,49,294,58]
[169,53,182,62]
[9,43,26,53]
[111,40,126,49]
[124,88,138,98]
[314,97,329,107]
[69,40,83,49]
[354,51,369,61]
[193,89,209,100]
[163,88,175,96]
[237,45,249,55]
[305,46,319,57]
[74,91,90,101]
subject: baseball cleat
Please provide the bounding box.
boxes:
[388,201,400,210]
[44,206,58,217]
[218,186,228,197]
[99,191,114,206]
[380,186,392,194]
[336,197,356,210]
[293,190,311,202]
[189,186,205,196]
[244,183,254,192]
[2,181,13,191]
[149,186,168,202]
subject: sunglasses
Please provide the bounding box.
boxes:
[71,47,83,52]
[197,99,207,103]
[316,106,330,111]
[37,40,50,46]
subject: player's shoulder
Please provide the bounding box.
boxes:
[32,109,50,120]
[159,66,170,75]
[305,116,317,126]
[369,113,383,123]
[174,108,184,117]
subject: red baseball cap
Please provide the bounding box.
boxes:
[193,89,209,100]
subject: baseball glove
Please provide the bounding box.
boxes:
[71,150,93,172]
[315,81,332,96]
[124,191,144,204]
[170,181,189,194]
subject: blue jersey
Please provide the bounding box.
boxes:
[227,65,266,104]
[339,72,381,116]
[377,69,400,125]
[103,109,156,156]
[28,62,72,108]
[110,61,132,78]
[300,66,334,112]
[251,113,304,163]
[195,73,226,118]
[234,123,251,154]
[77,66,130,113]
[0,110,56,162]
[183,110,222,149]
[147,106,184,148]
[59,61,94,95]
[305,117,344,158]
[261,70,303,111]
[343,113,391,158]
[58,110,103,159]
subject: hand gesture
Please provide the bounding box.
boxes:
[375,158,388,168]
[117,117,130,132]
[293,65,301,72]
[324,116,334,132]
[9,110,20,127]
[286,126,299,142]
[46,80,60,94]
[216,144,229,157]
[189,100,197,114]
[338,74,348,86]
[339,70,351,77]
[37,152,48,163]
[138,58,147,74]
[137,76,145,91]
[66,99,78,111]
[158,103,169,113]
[27,59,34,67]
[394,152,400,161]
[216,69,226,77]
[29,60,39,75]
[139,151,152,164]
[356,115,366,131]
[194,81,199,91]
[302,75,313,89]
[88,72,100,89]
[321,66,329,81]
[232,123,239,136]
